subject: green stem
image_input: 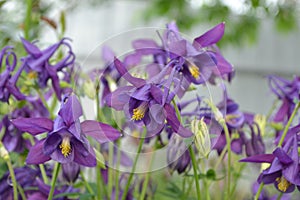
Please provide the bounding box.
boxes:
[222,123,232,200]
[121,130,147,200]
[7,159,18,200]
[254,183,264,200]
[276,192,283,200]
[17,183,27,200]
[278,102,300,147]
[80,171,95,198]
[48,163,61,200]
[107,142,114,198]
[24,0,32,40]
[213,147,227,170]
[182,177,194,199]
[188,146,201,200]
[39,164,49,184]
[139,151,155,200]
[115,139,121,200]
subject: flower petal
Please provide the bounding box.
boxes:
[12,117,53,135]
[164,104,193,137]
[81,120,122,143]
[240,154,275,163]
[26,140,51,164]
[114,58,146,87]
[59,94,83,126]
[193,22,225,47]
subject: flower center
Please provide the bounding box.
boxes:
[189,65,200,79]
[276,176,291,192]
[131,102,148,121]
[28,71,37,79]
[59,137,72,157]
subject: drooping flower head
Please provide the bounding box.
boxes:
[0,46,26,102]
[21,38,75,101]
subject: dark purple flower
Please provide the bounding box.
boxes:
[0,46,26,102]
[21,38,75,100]
[105,58,192,138]
[12,94,122,167]
[268,75,300,124]
[241,135,300,193]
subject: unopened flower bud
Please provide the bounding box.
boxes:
[83,79,96,99]
[254,114,266,136]
[191,118,211,158]
[204,99,225,125]
[0,142,9,161]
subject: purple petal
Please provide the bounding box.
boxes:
[164,104,193,137]
[273,148,293,165]
[114,58,146,88]
[59,94,83,126]
[105,86,133,110]
[149,104,166,124]
[12,117,53,135]
[51,147,74,164]
[73,140,96,167]
[81,120,122,143]
[21,38,42,58]
[101,45,115,63]
[43,133,62,155]
[193,22,225,47]
[240,154,275,163]
[132,39,162,55]
[26,139,51,164]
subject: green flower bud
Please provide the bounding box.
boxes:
[0,142,9,161]
[83,79,96,99]
[191,118,211,158]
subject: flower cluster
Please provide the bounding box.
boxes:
[0,21,299,200]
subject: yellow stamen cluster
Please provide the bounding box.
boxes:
[131,107,145,121]
[225,114,239,124]
[276,176,291,192]
[189,65,200,79]
[28,71,37,79]
[59,137,72,157]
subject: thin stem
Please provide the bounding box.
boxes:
[24,0,32,40]
[278,102,300,147]
[188,146,201,200]
[47,163,61,200]
[121,130,147,200]
[80,171,95,198]
[222,123,232,200]
[7,158,18,200]
[276,192,283,200]
[115,139,121,199]
[17,183,27,200]
[107,142,114,198]
[139,151,155,200]
[254,183,264,200]
[39,164,49,184]
[182,178,194,199]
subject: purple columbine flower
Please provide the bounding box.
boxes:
[105,58,192,138]
[268,75,300,124]
[12,94,122,167]
[0,46,26,102]
[240,135,300,193]
[21,38,75,101]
